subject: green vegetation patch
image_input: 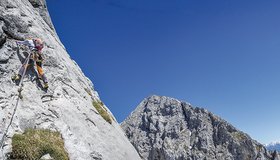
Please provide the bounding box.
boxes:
[92,100,112,124]
[9,129,69,160]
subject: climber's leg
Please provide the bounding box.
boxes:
[12,59,32,81]
[36,61,48,89]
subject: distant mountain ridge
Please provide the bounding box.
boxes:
[121,95,279,160]
[267,142,280,151]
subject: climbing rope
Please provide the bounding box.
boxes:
[0,50,31,159]
[0,95,19,159]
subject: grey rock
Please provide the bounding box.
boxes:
[40,154,53,160]
[122,95,276,160]
[0,42,13,63]
[0,21,6,47]
[90,151,103,160]
[0,0,141,160]
[274,153,280,160]
[28,0,55,31]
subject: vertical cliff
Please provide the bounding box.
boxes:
[0,0,141,159]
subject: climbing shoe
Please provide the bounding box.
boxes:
[11,74,21,81]
[43,83,48,89]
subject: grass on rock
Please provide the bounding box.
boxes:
[9,129,69,160]
[92,100,112,124]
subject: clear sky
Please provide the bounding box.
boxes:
[47,0,280,144]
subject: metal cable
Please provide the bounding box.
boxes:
[0,50,31,159]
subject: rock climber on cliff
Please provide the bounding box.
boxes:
[12,38,48,89]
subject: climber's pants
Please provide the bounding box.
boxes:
[35,61,48,83]
[18,58,48,83]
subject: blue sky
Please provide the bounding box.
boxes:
[47,0,280,144]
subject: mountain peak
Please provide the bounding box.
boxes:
[122,95,278,160]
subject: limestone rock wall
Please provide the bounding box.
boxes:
[122,95,277,160]
[0,0,141,159]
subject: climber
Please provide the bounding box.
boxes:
[12,38,48,89]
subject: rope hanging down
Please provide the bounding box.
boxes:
[0,50,32,159]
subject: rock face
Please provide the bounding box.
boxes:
[121,95,277,160]
[0,0,141,159]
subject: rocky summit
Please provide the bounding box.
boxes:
[0,0,140,159]
[121,95,279,160]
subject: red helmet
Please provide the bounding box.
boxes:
[33,38,44,51]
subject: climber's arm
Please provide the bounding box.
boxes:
[16,40,35,49]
